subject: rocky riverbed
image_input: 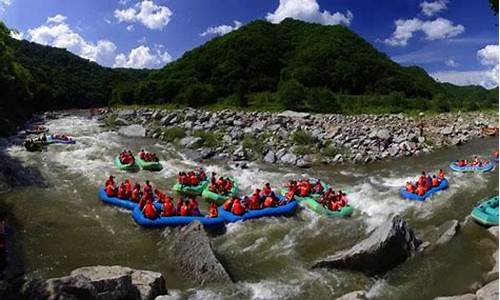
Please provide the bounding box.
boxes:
[100,108,498,167]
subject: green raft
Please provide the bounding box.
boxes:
[201,177,239,205]
[114,155,138,171]
[279,179,332,202]
[471,196,499,226]
[173,180,209,196]
[299,198,353,217]
[137,157,163,171]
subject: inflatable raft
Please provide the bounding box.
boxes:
[201,177,239,205]
[279,179,331,202]
[399,179,449,201]
[218,196,298,222]
[114,155,138,171]
[471,196,499,226]
[26,127,48,134]
[136,157,163,171]
[47,135,76,144]
[449,162,494,173]
[131,205,225,229]
[173,180,209,196]
[299,198,353,217]
[98,187,137,210]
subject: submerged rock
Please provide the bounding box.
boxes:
[335,290,367,300]
[170,221,232,285]
[313,215,421,274]
[435,220,460,246]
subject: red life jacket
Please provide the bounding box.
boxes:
[263,197,274,208]
[162,201,174,216]
[208,205,218,218]
[223,199,233,211]
[143,203,158,219]
[105,185,116,197]
[231,201,245,215]
[131,189,140,202]
[432,178,439,187]
[180,205,189,216]
[190,176,199,186]
[262,186,272,196]
[249,196,260,210]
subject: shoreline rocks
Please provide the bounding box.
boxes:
[313,215,421,275]
[99,107,498,167]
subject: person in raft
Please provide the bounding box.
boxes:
[223,197,247,215]
[405,170,446,196]
[177,169,205,186]
[142,198,158,219]
[131,183,142,203]
[139,149,159,162]
[318,188,348,211]
[454,156,489,167]
[208,175,233,195]
[494,149,499,159]
[286,179,317,197]
[105,176,117,197]
[119,149,134,164]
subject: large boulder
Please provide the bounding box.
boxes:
[277,110,310,119]
[118,125,146,137]
[476,279,499,300]
[434,295,476,300]
[313,215,421,274]
[23,266,167,300]
[169,221,232,285]
[335,290,367,300]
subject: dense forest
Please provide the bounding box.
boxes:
[112,19,498,113]
[0,18,498,135]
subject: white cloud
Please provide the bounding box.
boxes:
[384,17,464,46]
[0,0,11,14]
[47,14,67,24]
[201,20,242,37]
[26,15,118,66]
[114,45,172,69]
[431,45,499,89]
[114,0,172,30]
[266,0,353,26]
[126,25,134,31]
[9,30,23,40]
[445,59,458,67]
[420,0,448,17]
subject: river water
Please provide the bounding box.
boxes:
[0,111,498,300]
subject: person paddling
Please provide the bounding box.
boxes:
[208,202,218,218]
[142,199,158,219]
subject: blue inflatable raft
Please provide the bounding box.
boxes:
[131,205,225,229]
[218,196,298,223]
[98,187,137,210]
[47,135,76,144]
[399,179,449,201]
[449,162,494,173]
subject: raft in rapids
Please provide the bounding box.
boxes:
[218,195,298,222]
[279,179,331,202]
[47,135,76,144]
[399,179,449,201]
[114,155,139,171]
[98,187,137,210]
[201,177,239,205]
[131,205,225,229]
[136,157,163,171]
[471,196,499,226]
[449,162,494,173]
[173,180,209,196]
[299,198,353,217]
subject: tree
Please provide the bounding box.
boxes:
[278,80,306,111]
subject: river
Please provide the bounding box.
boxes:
[0,111,498,300]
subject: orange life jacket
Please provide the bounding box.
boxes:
[208,205,218,218]
[105,185,116,197]
[162,201,175,216]
[223,199,233,211]
[416,186,425,196]
[131,189,140,202]
[231,201,245,215]
[143,203,158,219]
[263,197,274,208]
[432,178,439,187]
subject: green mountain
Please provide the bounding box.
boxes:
[0,19,497,136]
[0,21,149,135]
[113,18,497,113]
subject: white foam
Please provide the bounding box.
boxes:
[240,280,302,300]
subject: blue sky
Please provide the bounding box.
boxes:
[1,0,498,88]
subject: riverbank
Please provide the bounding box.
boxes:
[100,108,498,167]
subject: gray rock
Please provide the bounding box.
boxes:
[232,146,248,161]
[435,220,460,245]
[277,110,310,119]
[441,127,453,135]
[476,279,498,300]
[388,144,400,157]
[487,226,498,239]
[280,153,298,165]
[313,215,421,274]
[333,154,343,163]
[275,148,287,160]
[28,266,167,300]
[376,129,391,140]
[170,221,232,285]
[199,148,214,159]
[179,136,202,148]
[114,118,129,126]
[296,158,312,168]
[336,290,367,300]
[434,294,476,300]
[118,125,146,137]
[263,150,276,164]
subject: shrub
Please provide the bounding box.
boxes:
[192,130,222,148]
[291,129,316,145]
[162,127,186,142]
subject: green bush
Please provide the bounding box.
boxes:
[292,145,316,155]
[162,127,186,142]
[291,129,316,145]
[192,130,222,148]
